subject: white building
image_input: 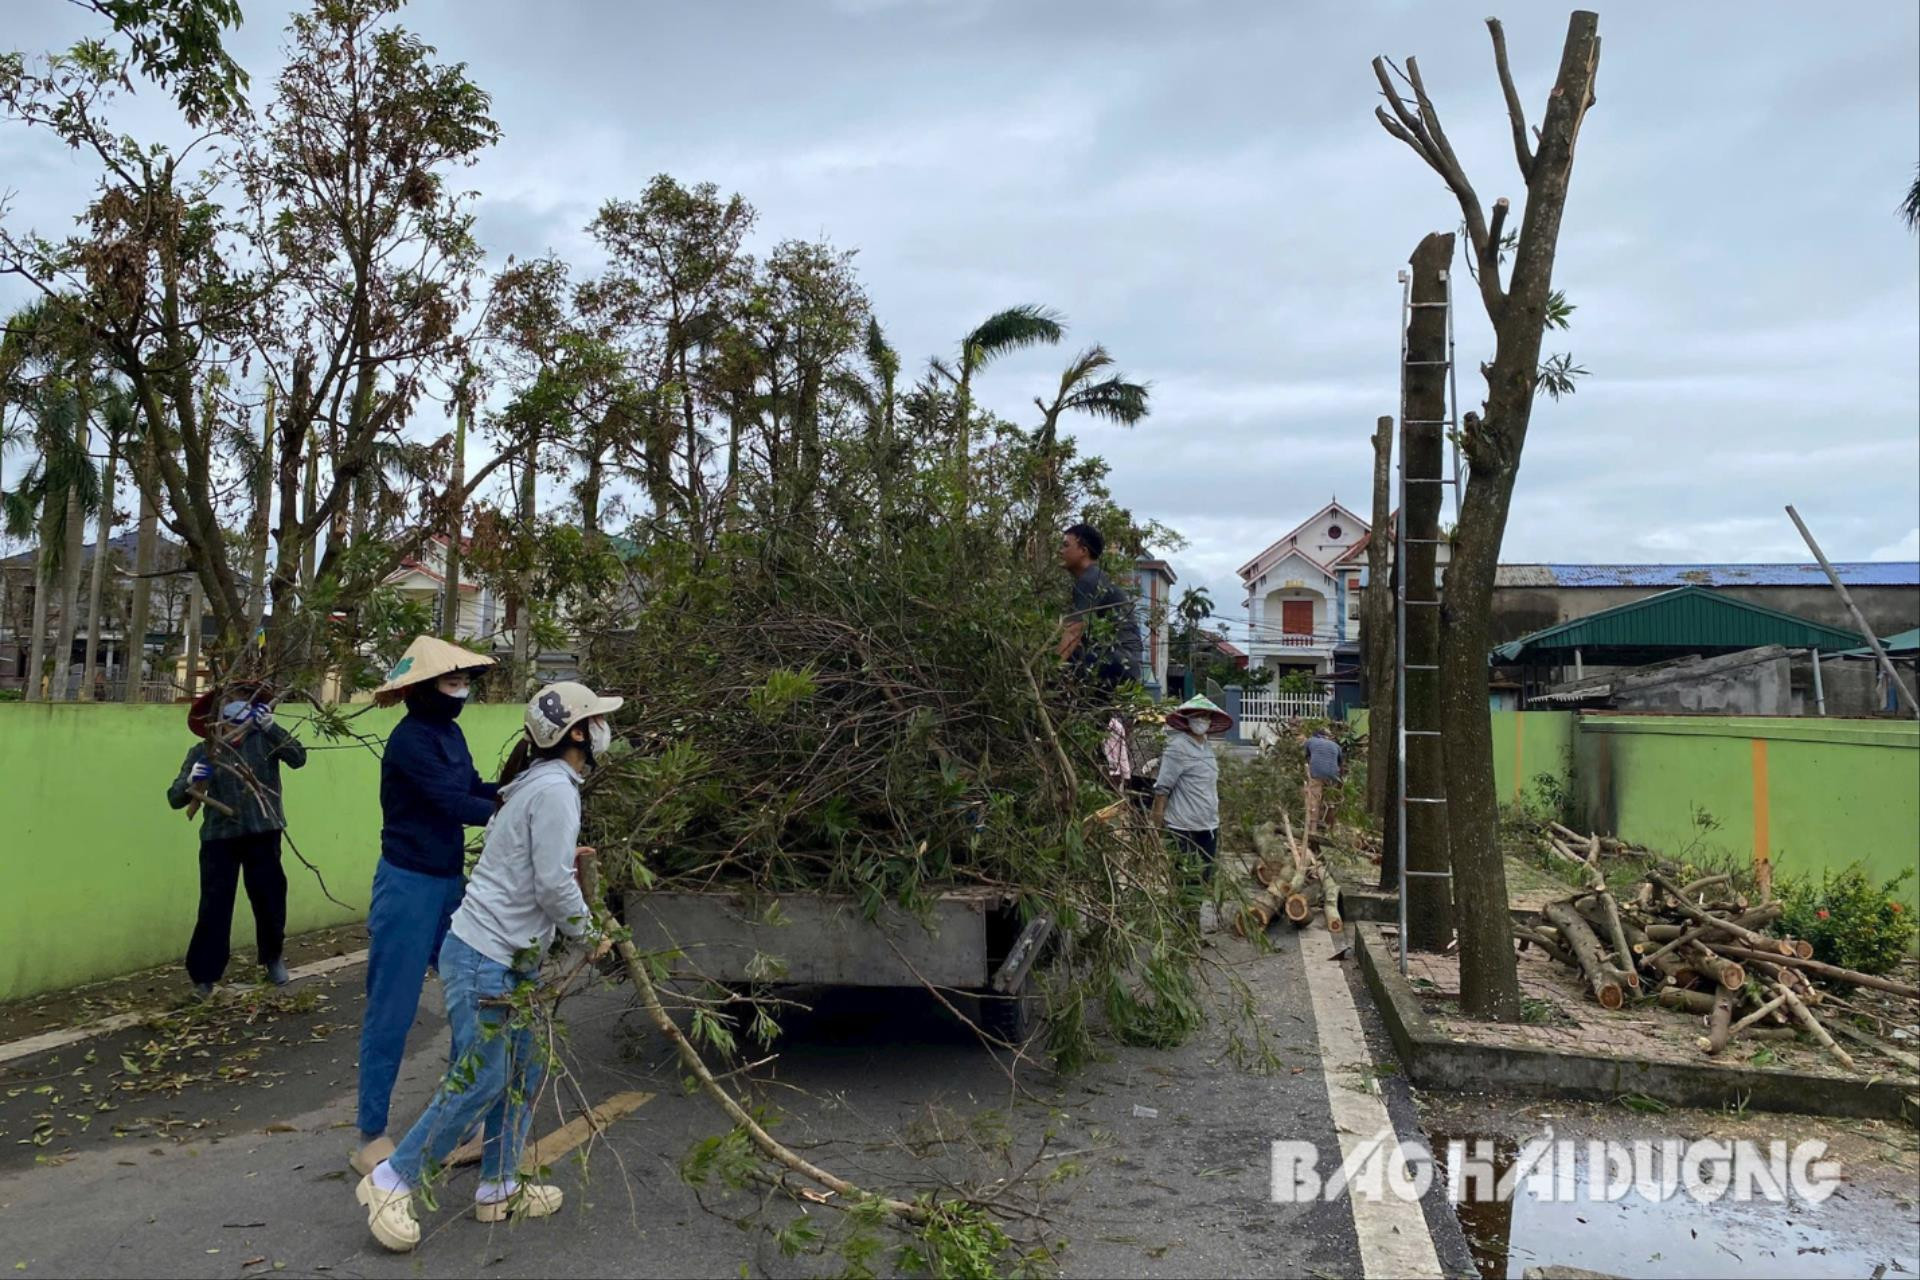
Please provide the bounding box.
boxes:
[381,536,500,643]
[1236,501,1371,679]
[1127,557,1177,696]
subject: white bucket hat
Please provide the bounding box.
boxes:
[373,635,498,707]
[524,681,625,749]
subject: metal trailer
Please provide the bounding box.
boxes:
[622,887,1055,1040]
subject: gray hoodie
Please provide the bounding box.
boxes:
[449,758,595,970]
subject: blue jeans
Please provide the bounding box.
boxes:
[357,860,466,1138]
[388,932,543,1185]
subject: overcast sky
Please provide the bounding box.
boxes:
[4,1,1916,641]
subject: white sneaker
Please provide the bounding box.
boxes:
[475,1181,564,1222]
[356,1172,420,1252]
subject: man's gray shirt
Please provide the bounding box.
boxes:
[1305,735,1344,781]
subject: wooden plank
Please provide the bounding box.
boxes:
[624,890,996,989]
[449,1090,654,1171]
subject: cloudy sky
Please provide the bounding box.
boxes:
[4,1,1916,641]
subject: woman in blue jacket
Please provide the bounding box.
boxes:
[353,636,501,1177]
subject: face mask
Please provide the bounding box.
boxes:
[588,718,612,759]
[221,700,251,725]
[439,681,471,700]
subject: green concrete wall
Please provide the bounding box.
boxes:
[0,702,526,1002]
[1343,709,1576,812]
[1346,706,1913,905]
[1571,717,1919,908]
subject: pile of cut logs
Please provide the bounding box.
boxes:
[1242,811,1344,936]
[1518,825,1920,1071]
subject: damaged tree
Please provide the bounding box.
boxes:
[1362,414,1399,889]
[1372,11,1602,1020]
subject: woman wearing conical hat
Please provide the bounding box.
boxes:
[1152,695,1232,929]
[351,636,500,1177]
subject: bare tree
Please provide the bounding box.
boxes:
[1362,415,1398,888]
[1372,12,1602,1019]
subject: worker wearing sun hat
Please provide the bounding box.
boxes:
[1152,695,1231,908]
[357,681,621,1253]
[353,636,500,1177]
[168,681,308,997]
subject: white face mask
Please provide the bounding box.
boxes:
[588,718,611,758]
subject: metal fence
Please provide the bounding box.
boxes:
[1238,690,1334,729]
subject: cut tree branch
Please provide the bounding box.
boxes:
[1487,18,1535,181]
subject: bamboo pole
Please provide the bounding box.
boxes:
[1785,504,1918,717]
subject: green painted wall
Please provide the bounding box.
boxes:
[0,702,526,1002]
[1347,706,1913,906]
[1571,717,1919,908]
[1343,709,1576,811]
[1491,711,1576,812]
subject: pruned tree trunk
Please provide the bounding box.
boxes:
[49,450,88,703]
[1373,10,1602,1020]
[300,439,318,595]
[1402,232,1454,951]
[441,384,469,641]
[122,433,157,701]
[184,573,203,699]
[512,446,537,691]
[246,386,275,647]
[24,538,51,702]
[79,429,120,700]
[1363,414,1400,888]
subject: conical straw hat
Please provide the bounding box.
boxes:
[372,635,497,707]
[1166,694,1233,736]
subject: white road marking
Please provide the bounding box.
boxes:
[1298,925,1444,1279]
[0,949,370,1066]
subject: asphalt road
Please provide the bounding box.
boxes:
[0,927,1462,1279]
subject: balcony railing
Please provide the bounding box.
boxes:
[1244,627,1341,650]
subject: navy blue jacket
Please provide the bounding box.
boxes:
[380,710,500,878]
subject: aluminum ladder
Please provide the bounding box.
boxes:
[1393,265,1461,976]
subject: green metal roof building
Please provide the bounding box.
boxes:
[1492,585,1864,683]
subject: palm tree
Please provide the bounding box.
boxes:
[1033,344,1150,519]
[1177,585,1215,698]
[1,388,99,700]
[1904,165,1920,231]
[936,304,1064,500]
[79,383,135,698]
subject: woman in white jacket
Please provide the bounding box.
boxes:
[357,681,622,1253]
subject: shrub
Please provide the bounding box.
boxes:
[1777,865,1917,975]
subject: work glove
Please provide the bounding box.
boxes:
[248,705,275,731]
[190,762,213,783]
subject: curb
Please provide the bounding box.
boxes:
[0,949,369,1067]
[1352,923,1920,1124]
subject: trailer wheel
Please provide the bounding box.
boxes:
[978,988,1033,1044]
